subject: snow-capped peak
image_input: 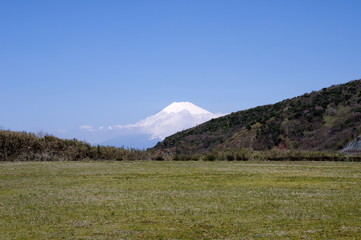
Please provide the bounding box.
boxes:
[161,102,211,115]
[79,102,224,147]
[129,101,221,140]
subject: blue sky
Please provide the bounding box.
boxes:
[1,0,361,141]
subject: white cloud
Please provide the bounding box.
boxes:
[79,125,96,132]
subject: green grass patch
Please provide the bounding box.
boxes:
[1,161,361,239]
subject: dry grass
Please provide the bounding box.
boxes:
[1,161,361,239]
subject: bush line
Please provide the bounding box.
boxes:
[1,130,359,162]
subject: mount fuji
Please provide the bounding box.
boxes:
[98,102,223,149]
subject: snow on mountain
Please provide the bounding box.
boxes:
[77,102,223,148]
[162,102,211,115]
[128,102,222,140]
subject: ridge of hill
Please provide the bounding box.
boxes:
[155,79,361,154]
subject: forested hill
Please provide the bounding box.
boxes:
[155,79,361,154]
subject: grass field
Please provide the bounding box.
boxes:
[0,161,360,239]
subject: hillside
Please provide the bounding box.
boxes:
[155,79,361,154]
[0,130,149,161]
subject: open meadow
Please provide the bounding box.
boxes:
[0,161,360,239]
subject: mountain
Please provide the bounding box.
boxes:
[98,102,222,149]
[155,79,361,154]
[129,102,222,140]
[162,102,213,115]
[99,134,159,150]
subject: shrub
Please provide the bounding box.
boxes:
[204,153,217,161]
[0,130,150,161]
